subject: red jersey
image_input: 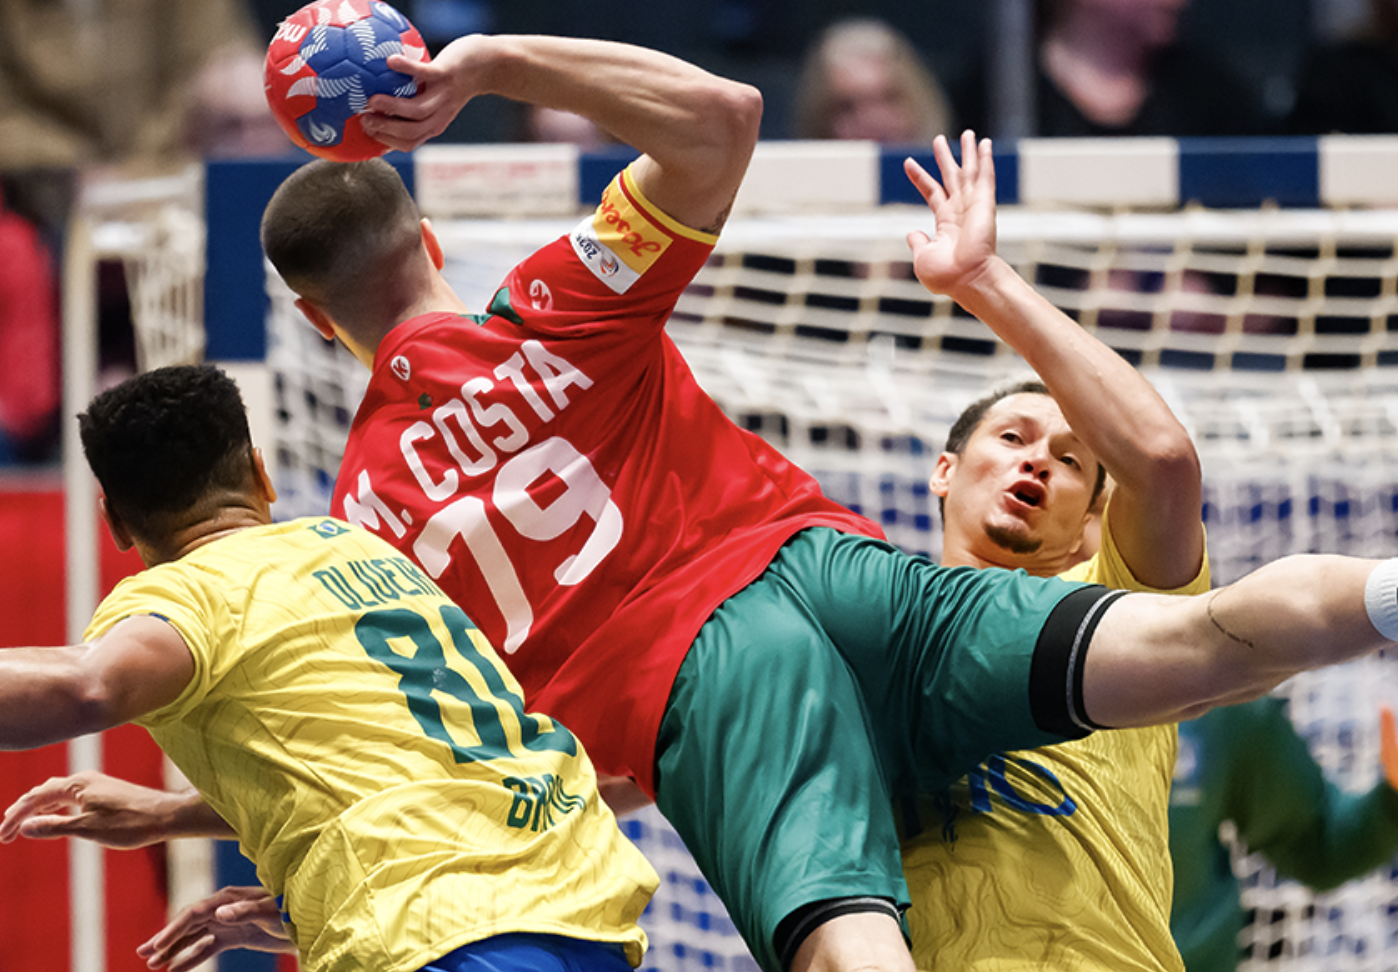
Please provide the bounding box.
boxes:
[333,167,881,795]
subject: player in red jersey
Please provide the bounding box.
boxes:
[256,36,1398,969]
[19,38,1398,972]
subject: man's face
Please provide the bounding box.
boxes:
[933,393,1100,568]
[825,55,921,143]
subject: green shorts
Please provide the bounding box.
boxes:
[653,527,1119,972]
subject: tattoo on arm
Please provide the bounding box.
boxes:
[699,196,736,237]
[1206,590,1256,649]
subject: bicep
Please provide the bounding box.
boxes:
[87,615,196,726]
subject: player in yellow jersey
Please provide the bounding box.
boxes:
[896,134,1203,970]
[0,364,656,972]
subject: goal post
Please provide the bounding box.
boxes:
[56,134,1398,972]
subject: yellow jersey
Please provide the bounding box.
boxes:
[86,517,656,972]
[902,509,1209,971]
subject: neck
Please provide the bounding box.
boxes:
[398,275,470,323]
[365,279,471,370]
[940,531,1067,578]
[143,505,271,567]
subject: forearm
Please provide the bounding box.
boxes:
[474,36,752,156]
[0,646,112,749]
[162,787,236,840]
[1262,784,1398,890]
[1087,556,1388,728]
[950,258,1198,495]
[952,256,1203,583]
[461,35,761,229]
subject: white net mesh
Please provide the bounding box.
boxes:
[260,196,1398,971]
[80,166,206,371]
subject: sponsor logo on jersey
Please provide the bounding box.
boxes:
[570,218,641,294]
[391,355,411,381]
[570,178,673,293]
[528,278,554,311]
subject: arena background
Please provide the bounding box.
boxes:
[7,133,1398,971]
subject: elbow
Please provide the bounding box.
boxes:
[698,78,764,164]
[727,81,765,148]
[1127,431,1201,503]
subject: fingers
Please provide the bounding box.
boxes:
[216,893,286,936]
[902,157,942,206]
[975,133,996,199]
[142,933,217,972]
[0,775,82,842]
[384,51,431,79]
[931,134,958,193]
[15,812,88,841]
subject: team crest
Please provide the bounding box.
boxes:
[529,279,554,311]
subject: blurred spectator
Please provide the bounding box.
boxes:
[1290,0,1398,133]
[0,0,285,174]
[0,0,290,465]
[183,44,293,159]
[1170,699,1398,972]
[512,105,619,149]
[0,184,60,465]
[958,0,1270,137]
[791,17,954,144]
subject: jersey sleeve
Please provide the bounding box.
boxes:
[84,569,218,727]
[505,162,718,340]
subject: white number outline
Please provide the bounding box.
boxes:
[413,436,623,654]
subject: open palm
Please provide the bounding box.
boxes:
[904,131,999,299]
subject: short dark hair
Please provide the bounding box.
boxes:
[938,379,1107,517]
[260,158,422,319]
[79,365,254,540]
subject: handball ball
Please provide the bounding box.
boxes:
[264,0,429,162]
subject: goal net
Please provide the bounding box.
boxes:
[88,138,1398,972]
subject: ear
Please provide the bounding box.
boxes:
[294,297,337,342]
[929,451,957,499]
[98,494,135,552]
[252,447,279,506]
[421,217,445,271]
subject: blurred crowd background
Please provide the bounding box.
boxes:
[3,0,1398,468]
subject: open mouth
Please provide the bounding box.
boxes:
[1010,482,1045,508]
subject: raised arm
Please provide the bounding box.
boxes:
[364,35,763,234]
[906,132,1203,589]
[0,615,193,750]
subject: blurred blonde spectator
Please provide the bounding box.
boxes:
[792,17,953,144]
[182,44,292,159]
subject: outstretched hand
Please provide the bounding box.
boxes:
[362,36,486,153]
[139,886,293,972]
[0,771,192,849]
[904,130,1000,300]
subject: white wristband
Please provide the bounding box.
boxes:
[1365,558,1398,642]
